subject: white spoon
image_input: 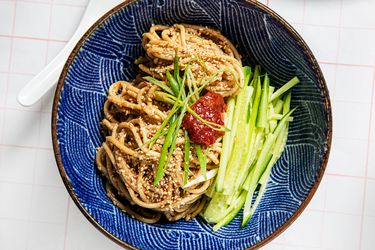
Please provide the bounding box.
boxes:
[17,0,125,107]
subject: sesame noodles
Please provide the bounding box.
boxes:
[136,24,244,96]
[96,24,243,223]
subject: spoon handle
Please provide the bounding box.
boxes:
[17,0,124,107]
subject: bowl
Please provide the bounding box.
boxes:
[52,0,332,249]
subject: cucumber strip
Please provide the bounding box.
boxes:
[243,131,264,189]
[268,86,275,100]
[253,132,265,158]
[280,124,289,154]
[273,108,296,137]
[232,77,262,191]
[269,103,277,132]
[242,109,295,224]
[272,124,288,157]
[242,151,271,191]
[283,91,292,114]
[250,65,261,87]
[265,121,270,135]
[213,191,247,231]
[230,86,254,191]
[274,99,284,114]
[227,190,240,206]
[256,74,269,128]
[246,124,290,221]
[203,192,229,223]
[250,77,262,134]
[245,167,270,222]
[236,143,256,191]
[216,98,236,192]
[270,114,294,121]
[223,87,254,195]
[204,66,299,230]
[242,162,256,191]
[243,66,252,87]
[242,150,272,226]
[205,181,216,198]
[270,77,299,102]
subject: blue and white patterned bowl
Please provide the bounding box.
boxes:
[52,0,332,249]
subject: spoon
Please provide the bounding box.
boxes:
[17,0,125,107]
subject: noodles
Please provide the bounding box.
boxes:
[137,24,244,97]
[97,80,222,223]
[96,24,243,223]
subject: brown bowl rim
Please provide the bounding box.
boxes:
[51,0,333,249]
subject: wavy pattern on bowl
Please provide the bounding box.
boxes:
[53,0,331,249]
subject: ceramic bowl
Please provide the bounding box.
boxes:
[52,0,332,249]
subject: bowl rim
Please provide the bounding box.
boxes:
[51,0,333,249]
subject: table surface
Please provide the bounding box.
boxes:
[0,0,374,249]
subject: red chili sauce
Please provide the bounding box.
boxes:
[182,91,227,146]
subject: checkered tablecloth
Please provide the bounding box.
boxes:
[0,0,374,249]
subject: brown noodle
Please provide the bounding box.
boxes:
[136,24,244,96]
[96,24,242,223]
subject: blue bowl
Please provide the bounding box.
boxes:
[52,0,332,249]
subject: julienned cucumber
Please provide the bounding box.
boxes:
[202,66,299,231]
